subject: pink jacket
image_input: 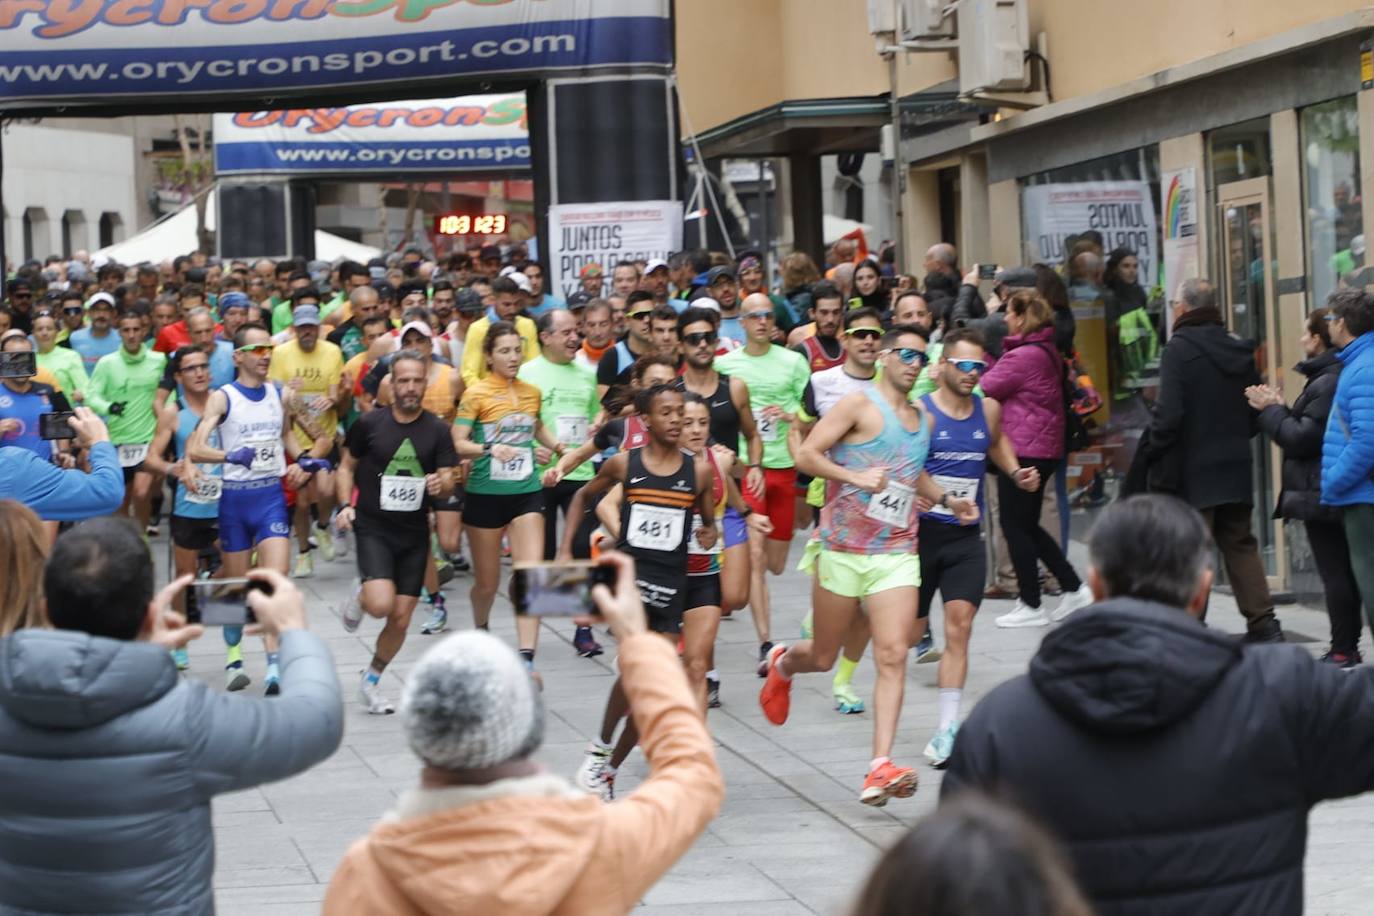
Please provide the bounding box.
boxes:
[980,326,1064,460]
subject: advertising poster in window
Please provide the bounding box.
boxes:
[1022,181,1158,286]
[1161,168,1199,336]
[548,200,682,299]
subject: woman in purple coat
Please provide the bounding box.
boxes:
[979,290,1094,627]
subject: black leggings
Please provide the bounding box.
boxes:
[542,478,591,560]
[1306,519,1366,653]
[997,458,1082,609]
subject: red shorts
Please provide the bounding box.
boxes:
[745,466,797,541]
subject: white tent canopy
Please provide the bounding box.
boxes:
[822,214,874,246]
[94,193,381,265]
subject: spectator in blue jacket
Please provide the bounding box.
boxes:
[1321,287,1374,621]
[0,520,343,915]
[0,406,123,521]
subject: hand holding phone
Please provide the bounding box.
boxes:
[511,560,617,619]
[40,411,77,440]
[978,263,999,280]
[589,551,648,639]
[0,351,36,379]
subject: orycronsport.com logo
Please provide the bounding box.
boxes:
[0,34,577,88]
[215,139,532,171]
[0,0,541,39]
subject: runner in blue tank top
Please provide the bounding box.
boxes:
[915,327,1041,767]
[144,346,253,690]
[759,324,979,807]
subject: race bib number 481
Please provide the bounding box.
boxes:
[626,503,686,552]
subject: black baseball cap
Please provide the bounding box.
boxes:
[455,288,486,313]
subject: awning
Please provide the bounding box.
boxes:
[94,194,381,265]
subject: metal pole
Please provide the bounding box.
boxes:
[888,48,905,270]
[758,159,770,281]
[0,116,7,282]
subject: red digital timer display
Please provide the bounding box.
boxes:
[435,214,508,235]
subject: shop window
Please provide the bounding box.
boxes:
[1301,97,1363,307]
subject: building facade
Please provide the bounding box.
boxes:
[676,0,1374,594]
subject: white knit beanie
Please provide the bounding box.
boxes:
[401,631,545,770]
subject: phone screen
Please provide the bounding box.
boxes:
[40,411,75,440]
[977,264,998,280]
[510,561,614,617]
[0,351,37,379]
[185,578,263,626]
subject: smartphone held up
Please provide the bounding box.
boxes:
[511,561,616,618]
[184,578,271,627]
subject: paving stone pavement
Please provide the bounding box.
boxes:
[155,528,1369,915]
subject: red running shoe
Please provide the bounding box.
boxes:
[758,644,791,725]
[861,760,919,807]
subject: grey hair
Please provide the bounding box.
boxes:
[401,305,434,327]
[927,243,958,268]
[391,349,428,374]
[1176,278,1216,312]
[1088,495,1214,608]
[185,306,214,324]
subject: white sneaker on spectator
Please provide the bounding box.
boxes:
[1052,584,1095,622]
[995,601,1050,628]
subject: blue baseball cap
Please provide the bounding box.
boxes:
[218,291,250,315]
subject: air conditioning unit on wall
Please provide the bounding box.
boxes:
[900,0,955,39]
[867,0,896,34]
[956,0,1029,95]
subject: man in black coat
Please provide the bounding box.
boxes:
[1145,277,1281,641]
[943,495,1374,916]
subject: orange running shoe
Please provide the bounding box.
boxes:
[758,644,791,725]
[861,760,918,807]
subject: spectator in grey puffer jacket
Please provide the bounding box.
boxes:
[0,518,343,915]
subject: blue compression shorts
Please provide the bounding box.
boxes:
[219,478,291,553]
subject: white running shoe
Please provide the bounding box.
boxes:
[293,551,314,579]
[330,516,349,558]
[575,743,613,794]
[358,674,395,715]
[995,601,1050,628]
[1052,584,1095,622]
[341,587,363,633]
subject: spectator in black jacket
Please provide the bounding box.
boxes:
[944,494,1374,916]
[1247,306,1364,665]
[1145,278,1281,641]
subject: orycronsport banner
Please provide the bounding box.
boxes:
[548,200,682,299]
[214,94,529,175]
[1022,181,1158,288]
[0,0,671,109]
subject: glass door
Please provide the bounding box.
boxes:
[1217,178,1284,585]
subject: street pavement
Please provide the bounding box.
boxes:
[158,529,1369,915]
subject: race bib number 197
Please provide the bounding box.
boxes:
[490,448,533,482]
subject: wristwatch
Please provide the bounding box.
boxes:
[937,492,950,509]
[738,506,753,518]
[482,442,492,454]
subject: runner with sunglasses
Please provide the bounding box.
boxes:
[675,306,764,705]
[789,306,886,714]
[714,293,811,676]
[188,323,320,695]
[759,324,978,806]
[595,290,657,406]
[916,327,1040,767]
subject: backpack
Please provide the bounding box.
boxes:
[1035,342,1093,454]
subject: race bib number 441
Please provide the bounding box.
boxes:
[866,480,915,528]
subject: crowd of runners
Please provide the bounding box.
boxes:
[0,244,1081,807]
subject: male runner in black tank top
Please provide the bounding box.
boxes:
[567,383,718,800]
[676,306,764,496]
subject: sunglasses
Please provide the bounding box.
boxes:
[742,309,773,321]
[179,362,211,374]
[628,310,653,321]
[682,331,718,346]
[844,327,882,341]
[63,307,84,315]
[886,347,929,366]
[236,343,275,353]
[949,358,987,374]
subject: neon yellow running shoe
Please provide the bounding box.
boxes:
[833,682,865,714]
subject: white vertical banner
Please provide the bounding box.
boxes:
[1161,167,1200,336]
[548,200,683,298]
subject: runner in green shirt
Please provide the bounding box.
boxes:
[33,312,90,402]
[713,292,810,672]
[86,310,168,533]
